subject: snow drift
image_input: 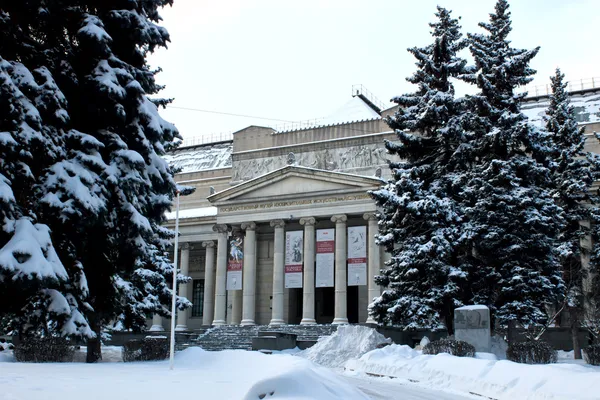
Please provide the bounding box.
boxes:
[298,325,391,368]
[346,344,600,400]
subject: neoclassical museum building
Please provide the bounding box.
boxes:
[151,86,600,332]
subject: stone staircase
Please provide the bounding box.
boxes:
[178,324,338,352]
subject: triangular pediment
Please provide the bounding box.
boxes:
[208,165,382,204]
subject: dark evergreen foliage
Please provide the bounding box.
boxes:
[14,337,75,363]
[422,338,475,357]
[583,343,600,366]
[0,0,191,361]
[369,6,469,332]
[122,337,169,362]
[506,340,557,364]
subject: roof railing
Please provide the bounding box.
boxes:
[519,77,600,97]
[180,132,234,147]
[352,84,387,112]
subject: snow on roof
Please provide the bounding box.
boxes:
[163,143,232,174]
[165,206,217,221]
[321,96,381,126]
[275,96,381,133]
[455,305,489,311]
[522,90,600,127]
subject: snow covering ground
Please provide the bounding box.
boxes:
[0,346,368,400]
[2,327,599,400]
[345,344,600,400]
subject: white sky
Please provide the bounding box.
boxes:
[149,0,600,142]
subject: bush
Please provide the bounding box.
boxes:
[506,341,557,364]
[583,344,600,366]
[14,337,75,362]
[422,338,475,357]
[122,336,169,362]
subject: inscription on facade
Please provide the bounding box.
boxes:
[219,194,371,213]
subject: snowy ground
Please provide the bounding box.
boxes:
[2,327,599,400]
[346,344,600,400]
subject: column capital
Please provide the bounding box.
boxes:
[180,242,191,250]
[299,217,316,226]
[241,221,257,231]
[331,214,347,224]
[202,240,216,248]
[212,224,229,234]
[270,219,285,229]
[363,213,378,222]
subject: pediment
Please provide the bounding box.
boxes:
[208,165,382,204]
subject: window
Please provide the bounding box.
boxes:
[191,279,204,318]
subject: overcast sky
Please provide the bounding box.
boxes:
[149,0,600,142]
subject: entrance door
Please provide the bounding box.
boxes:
[315,287,334,324]
[347,285,359,323]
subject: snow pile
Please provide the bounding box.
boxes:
[298,325,391,368]
[164,143,232,174]
[1,347,367,400]
[346,344,600,400]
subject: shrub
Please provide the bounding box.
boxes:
[14,337,75,362]
[122,336,169,362]
[422,338,475,357]
[506,341,557,364]
[583,344,600,366]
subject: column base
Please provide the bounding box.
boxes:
[332,318,349,325]
[175,325,188,331]
[212,319,226,326]
[300,318,316,325]
[240,319,256,326]
[269,319,285,326]
[149,325,164,332]
[365,317,377,325]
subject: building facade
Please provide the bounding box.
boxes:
[152,87,600,332]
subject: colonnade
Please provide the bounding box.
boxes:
[152,213,381,330]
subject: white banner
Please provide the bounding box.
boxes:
[347,226,367,286]
[316,228,335,288]
[285,231,303,288]
[226,236,243,290]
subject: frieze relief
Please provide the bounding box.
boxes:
[231,144,390,182]
[219,193,371,213]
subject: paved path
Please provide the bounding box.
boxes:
[338,372,481,400]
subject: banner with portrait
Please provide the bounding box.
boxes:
[315,228,335,287]
[347,226,367,286]
[285,230,303,288]
[226,236,243,290]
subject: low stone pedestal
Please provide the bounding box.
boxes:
[251,331,297,351]
[454,305,491,353]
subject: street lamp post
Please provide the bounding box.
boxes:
[169,190,181,370]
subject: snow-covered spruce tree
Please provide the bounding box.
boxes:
[545,69,600,355]
[0,2,190,361]
[0,10,93,339]
[459,0,565,329]
[369,7,470,333]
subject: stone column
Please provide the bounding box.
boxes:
[175,242,191,331]
[230,228,243,325]
[270,219,286,326]
[202,241,216,326]
[331,214,348,324]
[241,222,257,326]
[149,314,164,331]
[300,217,316,325]
[364,213,381,324]
[212,224,229,326]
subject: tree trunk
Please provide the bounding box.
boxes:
[570,307,582,360]
[507,320,517,345]
[86,320,102,363]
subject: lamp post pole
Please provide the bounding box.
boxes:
[169,190,181,370]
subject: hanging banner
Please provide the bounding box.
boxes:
[347,226,367,286]
[226,236,243,290]
[316,228,335,287]
[285,230,303,288]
